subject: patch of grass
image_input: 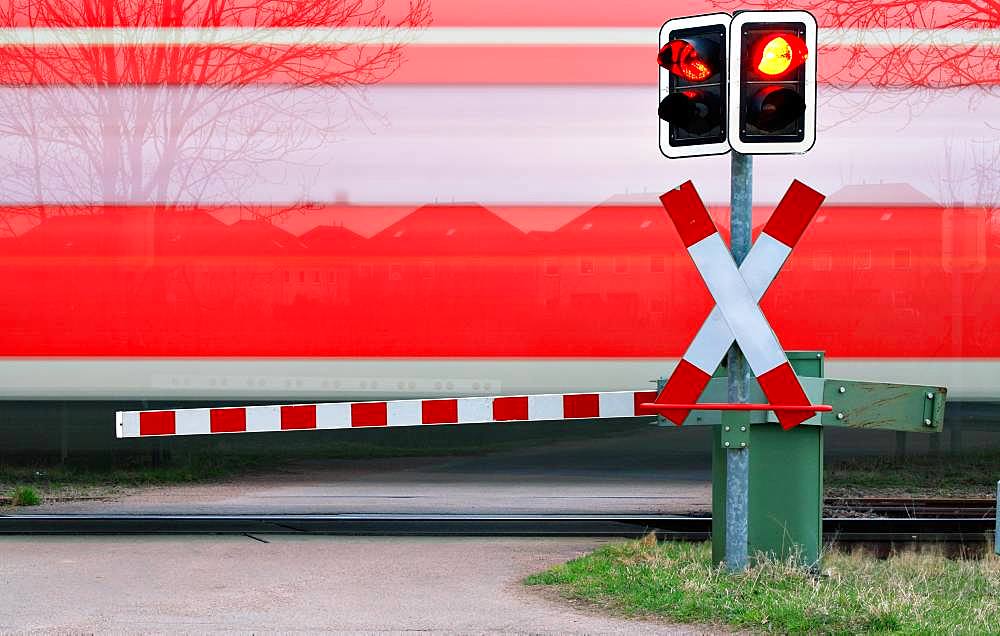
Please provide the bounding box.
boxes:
[826,449,1000,497]
[526,536,1000,634]
[1,454,260,492]
[11,485,40,506]
[0,448,390,496]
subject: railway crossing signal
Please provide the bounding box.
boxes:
[729,11,817,154]
[659,11,817,157]
[658,13,730,158]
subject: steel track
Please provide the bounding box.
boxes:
[0,514,993,543]
[824,497,997,518]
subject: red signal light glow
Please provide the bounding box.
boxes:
[755,34,808,77]
[658,40,713,82]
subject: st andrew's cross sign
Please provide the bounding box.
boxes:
[649,180,827,430]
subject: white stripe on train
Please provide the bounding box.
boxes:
[0,358,995,401]
[0,26,998,47]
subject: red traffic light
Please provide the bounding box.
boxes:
[658,39,714,82]
[753,33,808,77]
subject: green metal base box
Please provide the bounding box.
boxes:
[712,351,824,567]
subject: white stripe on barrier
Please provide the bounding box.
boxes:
[121,411,139,438]
[174,409,208,436]
[317,402,351,429]
[598,392,634,418]
[247,405,281,433]
[387,399,421,426]
[458,397,493,423]
[528,394,563,421]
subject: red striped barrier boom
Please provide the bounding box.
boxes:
[116,390,660,438]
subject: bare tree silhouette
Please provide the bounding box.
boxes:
[0,0,431,235]
[716,0,998,87]
[711,0,999,218]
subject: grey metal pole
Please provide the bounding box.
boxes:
[725,151,753,571]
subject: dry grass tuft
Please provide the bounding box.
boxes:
[526,538,1000,634]
[11,485,40,506]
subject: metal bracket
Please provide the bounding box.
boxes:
[654,351,946,435]
[720,412,751,449]
[654,376,668,427]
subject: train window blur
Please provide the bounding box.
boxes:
[813,252,832,271]
[942,208,988,273]
[893,249,911,269]
[854,251,872,270]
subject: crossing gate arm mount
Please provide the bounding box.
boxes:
[665,377,947,433]
[821,380,946,433]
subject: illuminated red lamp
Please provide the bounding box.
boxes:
[753,34,808,77]
[658,40,713,82]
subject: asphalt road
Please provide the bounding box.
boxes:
[0,535,700,634]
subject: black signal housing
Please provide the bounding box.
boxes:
[728,11,817,155]
[658,14,731,158]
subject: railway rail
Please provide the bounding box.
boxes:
[0,514,993,548]
[824,497,997,519]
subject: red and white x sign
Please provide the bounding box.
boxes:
[655,180,826,429]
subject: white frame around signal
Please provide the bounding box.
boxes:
[658,12,731,159]
[727,10,818,155]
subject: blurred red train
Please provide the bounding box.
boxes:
[0,195,995,401]
[0,0,996,403]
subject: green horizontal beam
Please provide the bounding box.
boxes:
[821,380,946,433]
[657,377,946,433]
